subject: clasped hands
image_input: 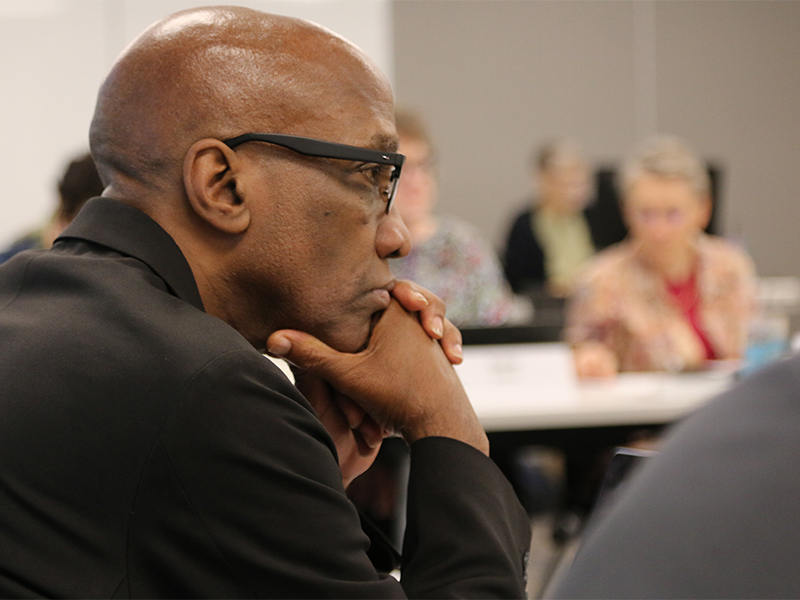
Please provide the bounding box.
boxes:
[267,280,485,488]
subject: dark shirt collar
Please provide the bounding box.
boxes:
[57,197,205,312]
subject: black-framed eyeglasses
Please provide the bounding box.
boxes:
[223,133,405,214]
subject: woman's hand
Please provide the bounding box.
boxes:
[573,341,619,379]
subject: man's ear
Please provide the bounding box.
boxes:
[183,139,250,235]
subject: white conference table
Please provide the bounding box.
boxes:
[456,343,737,433]
[268,343,738,434]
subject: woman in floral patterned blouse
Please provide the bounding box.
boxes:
[566,136,757,377]
[389,109,519,327]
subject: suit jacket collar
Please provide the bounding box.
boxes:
[57,197,205,312]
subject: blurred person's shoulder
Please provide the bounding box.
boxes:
[0,231,45,264]
[698,233,757,278]
[576,239,637,289]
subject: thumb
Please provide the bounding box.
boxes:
[266,329,351,379]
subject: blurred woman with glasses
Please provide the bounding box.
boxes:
[388,108,522,327]
[566,135,757,377]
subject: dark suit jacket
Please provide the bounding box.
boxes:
[550,354,800,599]
[0,197,530,598]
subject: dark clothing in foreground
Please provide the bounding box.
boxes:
[550,354,800,599]
[0,197,530,598]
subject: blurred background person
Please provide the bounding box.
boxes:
[389,108,524,327]
[0,152,103,263]
[566,135,757,378]
[503,139,601,299]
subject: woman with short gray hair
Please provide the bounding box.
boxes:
[566,135,757,376]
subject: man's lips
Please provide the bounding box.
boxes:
[370,279,395,310]
[362,282,395,349]
[371,288,391,308]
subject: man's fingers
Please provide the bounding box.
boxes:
[417,298,447,340]
[356,416,384,451]
[392,280,447,340]
[335,394,366,431]
[391,279,431,312]
[267,329,345,377]
[405,287,464,365]
[439,318,464,365]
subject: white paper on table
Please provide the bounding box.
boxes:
[454,343,580,417]
[578,369,735,409]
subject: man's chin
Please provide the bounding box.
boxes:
[316,312,381,354]
[360,308,386,351]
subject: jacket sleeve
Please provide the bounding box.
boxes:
[128,349,530,598]
[402,437,532,599]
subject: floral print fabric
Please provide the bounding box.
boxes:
[391,216,516,327]
[565,234,757,372]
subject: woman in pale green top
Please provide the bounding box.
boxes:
[503,139,597,297]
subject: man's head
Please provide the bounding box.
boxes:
[90,6,410,352]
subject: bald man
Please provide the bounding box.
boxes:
[0,6,530,598]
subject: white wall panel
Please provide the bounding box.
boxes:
[0,0,392,244]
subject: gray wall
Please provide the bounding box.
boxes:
[393,0,800,277]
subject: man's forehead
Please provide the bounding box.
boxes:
[371,132,399,153]
[279,104,397,152]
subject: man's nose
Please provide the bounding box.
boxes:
[376,206,411,259]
